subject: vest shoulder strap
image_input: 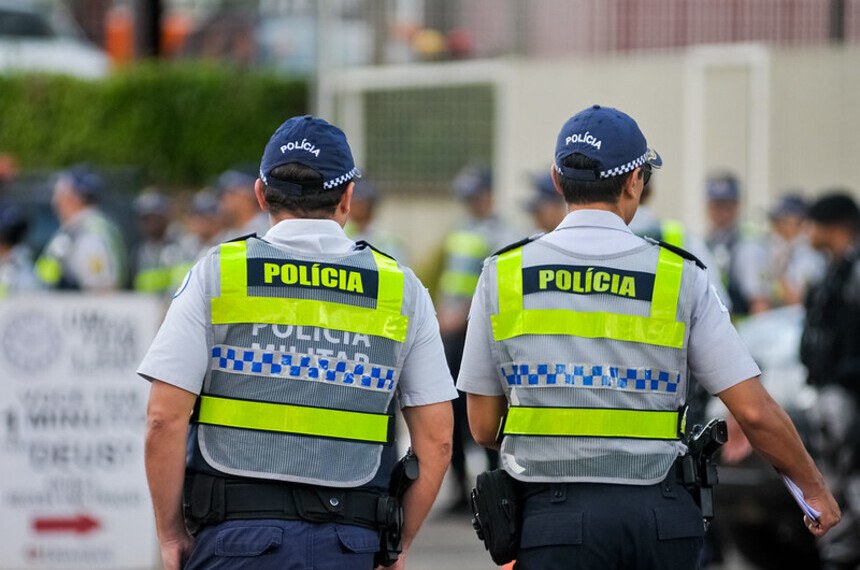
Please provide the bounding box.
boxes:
[650,238,706,270]
[492,233,543,257]
[354,239,395,260]
[224,232,258,243]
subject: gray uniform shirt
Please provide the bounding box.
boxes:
[139,218,458,408]
[457,209,760,396]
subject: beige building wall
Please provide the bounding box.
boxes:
[360,46,860,270]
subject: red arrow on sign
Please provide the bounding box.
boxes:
[32,514,100,534]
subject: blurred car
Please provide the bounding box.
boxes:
[708,305,821,569]
[0,0,108,77]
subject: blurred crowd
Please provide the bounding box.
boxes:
[0,162,838,311]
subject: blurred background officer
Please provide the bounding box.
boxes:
[737,194,824,315]
[801,192,860,569]
[345,178,408,263]
[525,172,566,234]
[140,115,455,570]
[132,189,184,295]
[458,104,840,569]
[630,178,731,313]
[0,204,38,297]
[217,167,270,240]
[705,172,754,315]
[177,189,223,262]
[437,164,517,512]
[35,165,127,291]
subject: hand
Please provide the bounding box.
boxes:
[803,490,842,537]
[160,533,194,570]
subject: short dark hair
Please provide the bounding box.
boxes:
[808,192,860,232]
[263,163,350,218]
[556,154,640,204]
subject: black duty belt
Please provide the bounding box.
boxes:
[184,472,386,534]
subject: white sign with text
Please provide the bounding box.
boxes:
[0,295,162,569]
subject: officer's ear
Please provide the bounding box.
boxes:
[550,167,566,199]
[334,181,355,226]
[254,179,269,212]
[622,169,641,200]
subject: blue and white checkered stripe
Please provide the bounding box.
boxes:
[323,167,361,190]
[501,362,681,393]
[212,345,396,392]
[599,150,650,179]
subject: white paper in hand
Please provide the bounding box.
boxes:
[778,470,821,521]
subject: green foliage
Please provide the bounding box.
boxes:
[0,63,308,184]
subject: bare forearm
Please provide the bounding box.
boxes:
[400,402,453,550]
[736,398,825,492]
[400,443,451,550]
[720,378,826,494]
[145,417,190,541]
[144,381,197,543]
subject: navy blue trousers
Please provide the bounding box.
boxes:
[183,519,379,569]
[515,476,704,570]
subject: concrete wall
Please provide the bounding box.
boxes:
[360,45,860,269]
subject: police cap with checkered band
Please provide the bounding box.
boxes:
[555,105,662,182]
[260,115,361,197]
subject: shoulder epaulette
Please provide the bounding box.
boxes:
[654,239,706,270]
[224,232,258,243]
[491,233,544,257]
[354,239,396,260]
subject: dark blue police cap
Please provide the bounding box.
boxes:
[453,165,492,199]
[555,105,662,182]
[190,190,220,216]
[259,115,360,196]
[218,169,257,194]
[133,190,170,217]
[769,194,807,219]
[706,174,740,201]
[58,164,104,202]
[352,179,379,202]
[526,172,563,212]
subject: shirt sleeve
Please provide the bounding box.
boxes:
[397,281,459,408]
[456,272,505,396]
[687,267,761,395]
[137,263,210,395]
[71,231,119,290]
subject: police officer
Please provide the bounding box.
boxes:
[139,116,456,570]
[217,167,271,240]
[800,193,860,569]
[737,194,824,315]
[438,165,518,511]
[345,179,408,264]
[629,179,730,312]
[704,173,758,315]
[132,189,187,295]
[458,105,840,569]
[0,204,39,297]
[35,165,127,290]
[525,172,567,234]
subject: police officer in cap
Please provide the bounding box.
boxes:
[140,115,456,569]
[525,172,567,234]
[36,165,127,290]
[458,104,840,568]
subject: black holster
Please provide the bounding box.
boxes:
[470,469,521,565]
